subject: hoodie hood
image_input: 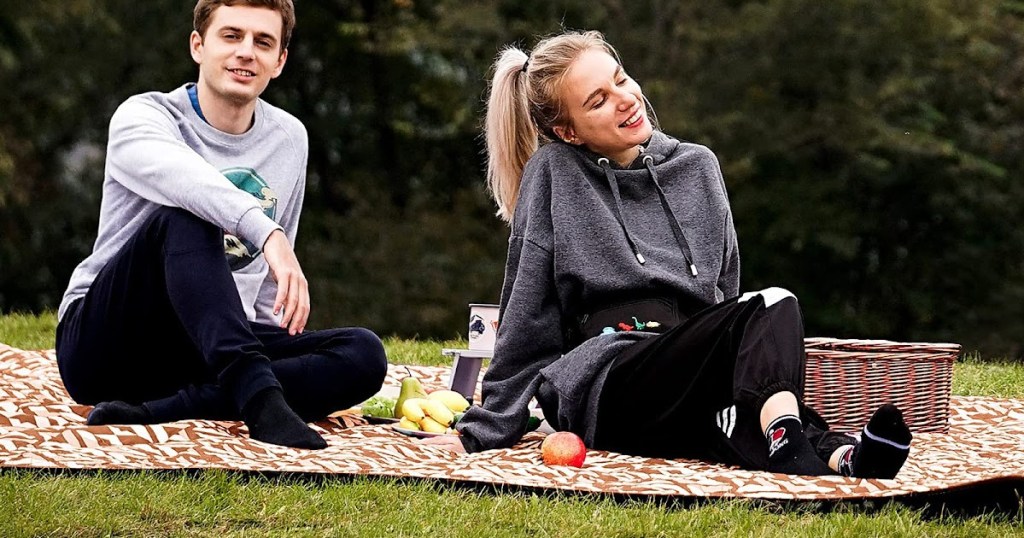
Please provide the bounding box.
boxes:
[575,129,681,169]
[508,128,739,317]
[575,131,698,277]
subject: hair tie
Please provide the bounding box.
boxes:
[521,59,529,73]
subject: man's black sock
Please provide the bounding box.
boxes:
[764,414,835,476]
[86,401,153,425]
[242,387,327,450]
[841,404,912,479]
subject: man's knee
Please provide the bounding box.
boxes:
[144,206,221,248]
[290,328,387,420]
[317,326,388,384]
[347,327,388,383]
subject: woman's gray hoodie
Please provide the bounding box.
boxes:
[456,130,740,452]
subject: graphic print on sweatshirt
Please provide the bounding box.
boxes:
[221,167,278,270]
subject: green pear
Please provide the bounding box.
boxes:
[393,371,428,419]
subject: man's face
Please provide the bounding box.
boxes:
[190,5,287,107]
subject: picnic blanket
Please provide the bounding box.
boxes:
[1,343,1022,501]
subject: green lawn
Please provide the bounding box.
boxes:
[1,312,1022,537]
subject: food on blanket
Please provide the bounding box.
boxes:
[427,390,471,413]
[361,395,397,419]
[391,390,472,435]
[394,372,428,419]
[541,431,587,468]
[399,397,458,430]
[419,416,449,433]
[401,398,428,422]
[419,398,456,427]
[398,416,421,431]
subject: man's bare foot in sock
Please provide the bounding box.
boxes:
[86,401,153,425]
[242,387,327,450]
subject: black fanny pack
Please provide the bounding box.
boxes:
[575,297,687,341]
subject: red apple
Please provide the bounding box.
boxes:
[541,431,587,467]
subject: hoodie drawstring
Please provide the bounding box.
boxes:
[597,155,698,277]
[644,155,698,277]
[599,157,645,264]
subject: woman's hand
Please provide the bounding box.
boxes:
[421,435,466,454]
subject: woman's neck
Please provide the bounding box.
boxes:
[606,144,641,167]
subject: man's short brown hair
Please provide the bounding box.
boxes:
[193,0,296,52]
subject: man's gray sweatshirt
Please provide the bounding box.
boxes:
[58,84,308,325]
[456,130,740,452]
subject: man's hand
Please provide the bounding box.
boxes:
[262,230,309,335]
[421,435,467,453]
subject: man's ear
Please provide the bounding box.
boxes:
[270,47,288,79]
[551,125,577,144]
[189,31,204,65]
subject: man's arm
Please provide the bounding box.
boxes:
[262,229,309,335]
[106,98,282,249]
[253,124,309,332]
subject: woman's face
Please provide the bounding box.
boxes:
[554,49,652,165]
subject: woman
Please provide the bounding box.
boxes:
[426,31,912,478]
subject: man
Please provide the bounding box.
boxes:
[55,0,387,450]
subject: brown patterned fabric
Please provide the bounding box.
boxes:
[1,343,1021,500]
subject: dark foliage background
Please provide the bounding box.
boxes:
[2,0,1022,358]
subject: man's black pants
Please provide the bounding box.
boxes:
[56,207,387,422]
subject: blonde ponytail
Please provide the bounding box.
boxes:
[483,30,619,224]
[485,48,537,223]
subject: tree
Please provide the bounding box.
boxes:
[0,0,194,313]
[660,0,1024,355]
[2,0,1022,358]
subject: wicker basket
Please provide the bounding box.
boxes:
[802,338,961,433]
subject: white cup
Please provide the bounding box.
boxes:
[468,303,499,351]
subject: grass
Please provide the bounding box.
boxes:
[1,311,1023,536]
[0,311,58,350]
[951,352,1024,399]
[1,471,1022,537]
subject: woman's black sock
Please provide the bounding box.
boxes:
[839,404,912,479]
[241,387,327,450]
[764,415,835,476]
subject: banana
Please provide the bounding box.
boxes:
[419,416,448,433]
[400,398,427,422]
[398,416,421,431]
[420,398,456,427]
[427,390,470,413]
